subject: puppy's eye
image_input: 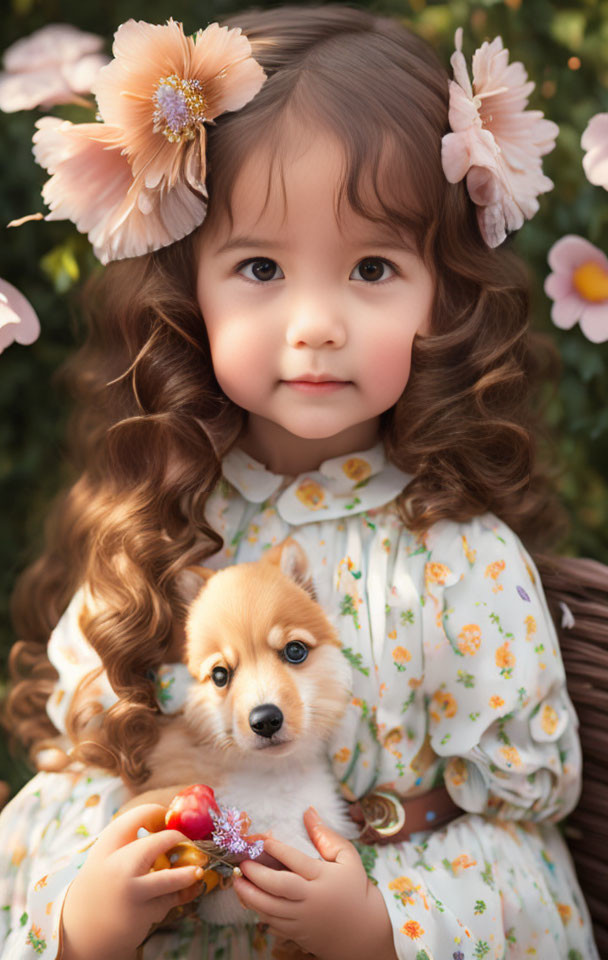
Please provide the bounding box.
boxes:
[283,641,308,664]
[211,666,230,687]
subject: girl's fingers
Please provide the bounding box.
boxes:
[256,915,296,938]
[233,848,286,871]
[233,875,299,919]
[96,804,171,854]
[239,859,307,900]
[146,890,184,926]
[176,877,207,906]
[135,865,204,901]
[257,837,321,881]
[111,826,192,876]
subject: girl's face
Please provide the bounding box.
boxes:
[196,127,434,473]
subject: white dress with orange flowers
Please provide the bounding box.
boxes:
[0,442,599,960]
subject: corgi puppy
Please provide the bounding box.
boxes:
[126,537,358,926]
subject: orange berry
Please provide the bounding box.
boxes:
[201,869,220,894]
[167,841,209,869]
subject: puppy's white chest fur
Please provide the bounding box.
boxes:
[216,759,358,853]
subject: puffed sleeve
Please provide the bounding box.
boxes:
[0,766,130,959]
[357,515,597,959]
[0,590,131,959]
[423,514,581,822]
[45,585,118,738]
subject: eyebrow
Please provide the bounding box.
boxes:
[216,231,415,255]
[216,236,281,253]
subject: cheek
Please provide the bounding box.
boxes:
[197,271,269,398]
[204,312,275,402]
[184,689,228,742]
[362,335,414,396]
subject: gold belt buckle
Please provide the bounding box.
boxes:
[360,788,406,838]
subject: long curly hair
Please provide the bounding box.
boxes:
[5,4,571,786]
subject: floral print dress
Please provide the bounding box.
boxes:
[0,441,599,960]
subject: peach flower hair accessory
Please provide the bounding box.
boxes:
[10,19,266,264]
[441,28,558,248]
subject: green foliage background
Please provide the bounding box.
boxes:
[0,0,607,791]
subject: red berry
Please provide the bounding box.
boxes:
[165,784,220,841]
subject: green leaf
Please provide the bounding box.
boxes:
[40,240,80,294]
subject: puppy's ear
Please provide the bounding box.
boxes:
[262,537,317,601]
[175,565,216,606]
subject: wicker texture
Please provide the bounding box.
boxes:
[537,555,608,958]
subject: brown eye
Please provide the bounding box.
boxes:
[283,641,308,664]
[252,259,276,281]
[211,666,230,687]
[354,258,394,282]
[240,259,284,282]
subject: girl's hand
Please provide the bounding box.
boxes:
[232,808,398,960]
[60,804,205,960]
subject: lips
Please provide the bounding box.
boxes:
[286,374,347,383]
[284,380,350,394]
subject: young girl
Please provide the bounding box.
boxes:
[0,5,600,959]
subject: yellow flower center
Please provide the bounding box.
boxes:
[572,261,608,303]
[153,75,209,143]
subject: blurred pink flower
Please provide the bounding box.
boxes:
[582,112,608,191]
[0,24,108,112]
[441,28,558,248]
[27,19,266,263]
[0,279,40,354]
[545,236,608,343]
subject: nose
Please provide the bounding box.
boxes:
[286,296,347,349]
[249,703,284,738]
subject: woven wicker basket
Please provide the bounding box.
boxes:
[537,554,608,958]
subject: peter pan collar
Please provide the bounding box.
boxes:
[221,440,411,525]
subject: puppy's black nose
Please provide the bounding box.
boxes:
[249,703,283,738]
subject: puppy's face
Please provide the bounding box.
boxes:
[180,539,352,763]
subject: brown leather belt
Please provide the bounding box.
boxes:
[348,785,461,845]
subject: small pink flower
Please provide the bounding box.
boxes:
[0,279,40,354]
[545,235,608,343]
[441,29,558,248]
[28,19,266,263]
[0,24,108,112]
[582,112,608,191]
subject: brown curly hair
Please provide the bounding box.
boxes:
[5,4,569,786]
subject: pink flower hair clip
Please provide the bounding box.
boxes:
[9,19,266,264]
[441,28,559,248]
